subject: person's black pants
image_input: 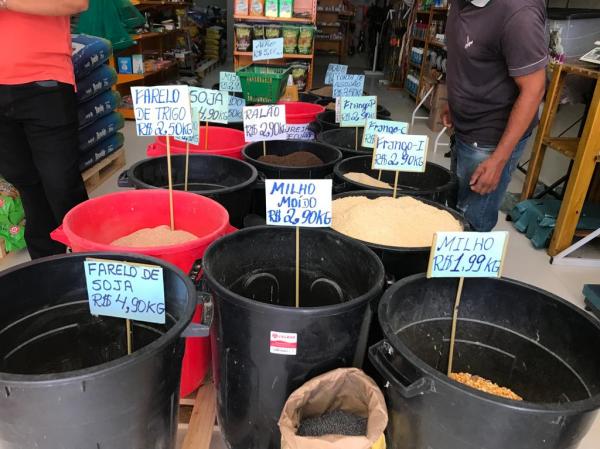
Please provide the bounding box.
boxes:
[0,81,88,259]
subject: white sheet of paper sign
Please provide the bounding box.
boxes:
[131,85,193,137]
[243,104,287,142]
[372,132,428,172]
[219,71,243,92]
[253,38,284,61]
[332,74,365,98]
[174,107,200,145]
[228,96,246,122]
[285,123,315,140]
[427,232,509,278]
[265,179,332,227]
[84,258,166,324]
[362,119,409,148]
[190,87,229,124]
[335,97,341,123]
[340,96,377,127]
[325,63,348,84]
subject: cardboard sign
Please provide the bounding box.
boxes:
[265,179,332,227]
[175,107,200,145]
[84,259,166,324]
[219,71,243,92]
[243,104,287,142]
[285,123,314,140]
[362,119,409,148]
[131,86,193,137]
[253,37,284,61]
[332,74,364,98]
[189,87,229,124]
[324,63,348,84]
[427,232,509,278]
[372,133,428,172]
[340,96,377,127]
[228,96,246,122]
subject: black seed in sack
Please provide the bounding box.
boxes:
[297,410,368,437]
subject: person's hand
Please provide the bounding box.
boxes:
[441,104,453,128]
[470,155,507,195]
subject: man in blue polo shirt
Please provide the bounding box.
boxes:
[443,0,548,231]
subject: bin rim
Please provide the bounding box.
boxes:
[331,190,469,253]
[0,252,196,385]
[202,226,385,315]
[378,273,600,414]
[242,139,343,170]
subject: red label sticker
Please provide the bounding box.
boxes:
[9,226,19,235]
[270,331,297,355]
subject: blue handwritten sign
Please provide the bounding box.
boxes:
[265,179,332,227]
[362,119,409,148]
[219,71,243,92]
[175,107,200,145]
[190,87,229,124]
[332,74,364,98]
[253,38,284,61]
[243,104,287,142]
[372,133,428,172]
[131,86,193,137]
[228,96,246,122]
[427,232,509,278]
[340,96,377,127]
[325,63,348,84]
[285,123,315,140]
[84,259,166,324]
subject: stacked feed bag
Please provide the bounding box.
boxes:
[0,178,26,254]
[72,34,125,172]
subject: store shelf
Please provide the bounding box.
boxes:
[428,40,446,49]
[117,107,135,120]
[432,7,449,13]
[116,60,178,85]
[412,37,425,43]
[133,1,192,6]
[234,51,314,59]
[233,14,313,23]
[542,137,580,160]
[409,60,422,69]
[131,29,185,41]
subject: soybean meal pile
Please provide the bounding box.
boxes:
[258,151,324,167]
[111,225,198,247]
[332,196,462,247]
[450,372,523,401]
[297,410,367,437]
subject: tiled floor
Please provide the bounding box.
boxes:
[1,56,598,449]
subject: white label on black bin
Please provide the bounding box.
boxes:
[270,331,297,355]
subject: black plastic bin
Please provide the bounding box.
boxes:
[202,226,385,449]
[334,155,458,207]
[118,154,257,228]
[370,274,600,449]
[311,111,391,136]
[0,252,199,449]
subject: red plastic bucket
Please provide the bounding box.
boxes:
[280,101,325,124]
[51,190,231,397]
[146,125,246,159]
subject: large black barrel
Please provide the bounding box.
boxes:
[0,253,199,449]
[118,154,258,228]
[313,113,392,142]
[202,226,385,449]
[311,110,391,134]
[370,275,600,449]
[334,155,458,207]
[332,190,468,282]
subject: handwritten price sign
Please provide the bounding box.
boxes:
[243,104,287,142]
[285,123,315,140]
[325,63,348,84]
[228,96,246,122]
[190,87,229,124]
[332,74,364,98]
[372,133,428,172]
[84,259,166,324]
[340,96,377,127]
[265,179,332,227]
[131,86,193,137]
[362,119,409,148]
[219,71,242,92]
[253,38,284,61]
[175,108,200,145]
[427,232,509,278]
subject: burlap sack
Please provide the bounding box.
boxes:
[278,368,388,449]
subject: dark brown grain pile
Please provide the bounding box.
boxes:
[258,151,324,167]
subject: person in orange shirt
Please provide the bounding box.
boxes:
[0,0,90,259]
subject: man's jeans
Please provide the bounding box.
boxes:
[455,136,528,231]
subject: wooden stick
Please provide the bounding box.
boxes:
[355,126,358,150]
[447,277,465,375]
[181,382,217,449]
[204,122,209,150]
[378,170,382,181]
[184,142,190,192]
[126,319,133,355]
[295,226,300,308]
[393,171,399,198]
[263,140,267,157]
[166,135,175,230]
